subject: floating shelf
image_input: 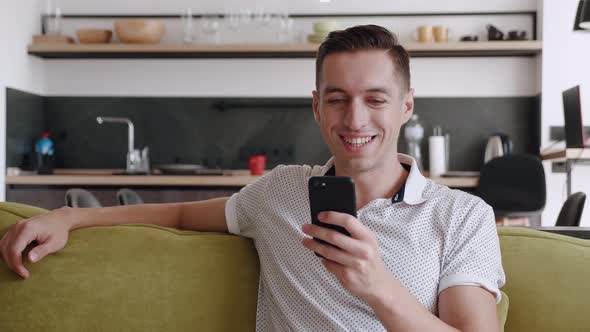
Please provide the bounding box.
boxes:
[28,41,542,59]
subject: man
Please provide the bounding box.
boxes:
[0,25,504,331]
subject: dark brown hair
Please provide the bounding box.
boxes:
[315,24,411,93]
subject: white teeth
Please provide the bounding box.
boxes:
[343,136,373,145]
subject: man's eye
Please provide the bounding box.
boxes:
[327,99,346,104]
[369,99,385,105]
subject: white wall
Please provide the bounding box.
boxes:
[0,1,46,201]
[44,57,538,97]
[43,0,540,98]
[541,0,590,225]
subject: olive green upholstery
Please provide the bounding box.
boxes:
[1,202,588,331]
[0,202,259,331]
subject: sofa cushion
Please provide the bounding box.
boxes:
[0,202,260,332]
[498,227,590,332]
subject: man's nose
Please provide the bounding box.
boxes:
[344,99,369,131]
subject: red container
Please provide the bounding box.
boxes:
[249,155,266,175]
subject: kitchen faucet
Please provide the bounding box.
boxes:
[96,116,150,174]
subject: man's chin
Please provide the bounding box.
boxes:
[334,157,375,174]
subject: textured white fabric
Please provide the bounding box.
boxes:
[225,154,505,331]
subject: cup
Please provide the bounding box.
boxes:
[433,26,450,42]
[507,30,527,40]
[415,25,434,43]
[249,155,266,175]
[181,8,193,44]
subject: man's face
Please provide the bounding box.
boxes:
[312,50,414,174]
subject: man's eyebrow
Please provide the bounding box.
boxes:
[322,87,392,95]
[323,87,347,95]
[365,87,392,96]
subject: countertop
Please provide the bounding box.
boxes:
[5,168,479,188]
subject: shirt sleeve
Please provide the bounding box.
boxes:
[224,168,276,239]
[438,199,506,303]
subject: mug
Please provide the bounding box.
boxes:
[249,155,266,175]
[433,26,451,42]
[507,30,527,40]
[415,25,434,43]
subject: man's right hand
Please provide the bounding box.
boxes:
[0,207,73,279]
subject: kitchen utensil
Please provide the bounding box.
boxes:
[114,20,166,44]
[507,30,527,40]
[181,8,194,44]
[76,29,113,43]
[460,35,479,41]
[429,126,447,177]
[484,133,513,163]
[404,114,424,171]
[433,26,451,42]
[249,155,266,175]
[313,21,339,35]
[486,24,504,41]
[484,135,504,163]
[415,25,434,43]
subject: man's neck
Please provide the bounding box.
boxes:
[334,156,409,209]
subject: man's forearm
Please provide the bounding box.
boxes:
[67,203,185,230]
[66,197,229,233]
[367,276,460,332]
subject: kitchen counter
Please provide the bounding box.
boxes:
[5,169,479,188]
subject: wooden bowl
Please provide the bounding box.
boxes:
[114,20,166,44]
[76,29,113,44]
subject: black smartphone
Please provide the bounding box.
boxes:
[308,176,357,253]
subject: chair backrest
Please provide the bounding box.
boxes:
[117,188,144,205]
[555,192,586,227]
[64,189,102,208]
[476,154,546,213]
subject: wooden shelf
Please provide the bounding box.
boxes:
[27,41,542,59]
[541,148,590,161]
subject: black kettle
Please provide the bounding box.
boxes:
[484,133,513,163]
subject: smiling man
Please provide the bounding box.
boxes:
[1,25,504,331]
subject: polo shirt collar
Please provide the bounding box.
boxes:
[321,153,428,205]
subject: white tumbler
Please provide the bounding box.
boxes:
[428,127,447,177]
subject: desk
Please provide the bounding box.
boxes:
[541,148,590,196]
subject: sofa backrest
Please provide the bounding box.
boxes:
[498,227,590,332]
[0,202,260,332]
[2,202,588,331]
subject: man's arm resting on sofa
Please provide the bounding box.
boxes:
[70,197,229,232]
[0,198,229,279]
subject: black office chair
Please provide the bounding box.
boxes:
[476,154,546,226]
[116,188,144,205]
[65,188,102,208]
[555,192,586,227]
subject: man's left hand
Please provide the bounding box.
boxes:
[302,211,394,302]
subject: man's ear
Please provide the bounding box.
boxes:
[401,88,415,125]
[312,90,321,124]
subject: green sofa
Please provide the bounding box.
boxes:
[0,202,589,331]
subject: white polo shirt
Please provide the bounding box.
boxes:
[225,154,505,331]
